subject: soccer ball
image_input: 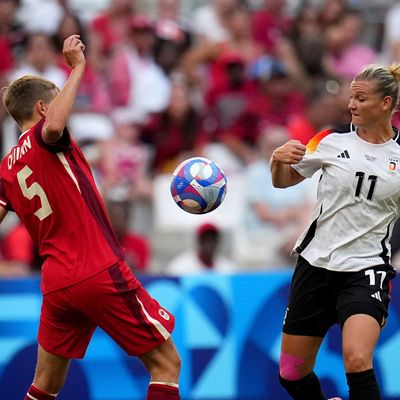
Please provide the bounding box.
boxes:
[170,157,227,214]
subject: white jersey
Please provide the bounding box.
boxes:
[292,124,400,272]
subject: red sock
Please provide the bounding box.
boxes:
[146,383,180,400]
[25,385,57,400]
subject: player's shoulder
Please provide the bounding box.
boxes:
[315,124,352,140]
[321,124,354,138]
[331,123,354,134]
[307,124,353,152]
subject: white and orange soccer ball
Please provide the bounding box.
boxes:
[170,157,227,214]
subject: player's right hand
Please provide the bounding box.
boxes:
[63,34,86,69]
[271,140,306,164]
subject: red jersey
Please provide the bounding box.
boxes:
[0,118,124,294]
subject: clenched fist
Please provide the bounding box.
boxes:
[63,34,86,69]
[271,140,306,164]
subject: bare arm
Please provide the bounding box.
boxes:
[42,34,86,144]
[270,140,306,188]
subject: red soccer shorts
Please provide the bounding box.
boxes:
[38,261,175,358]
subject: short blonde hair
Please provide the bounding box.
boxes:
[2,75,58,126]
[354,63,400,113]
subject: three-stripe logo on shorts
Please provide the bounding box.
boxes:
[371,291,382,301]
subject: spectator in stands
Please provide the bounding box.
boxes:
[324,8,377,81]
[142,76,208,174]
[252,0,292,55]
[9,32,67,88]
[107,200,151,274]
[250,55,306,130]
[317,0,346,27]
[276,3,329,93]
[89,0,136,71]
[109,14,171,124]
[0,0,24,78]
[203,51,259,165]
[166,222,236,275]
[234,126,314,269]
[154,19,191,76]
[222,5,264,66]
[99,120,152,202]
[181,5,262,91]
[190,0,236,44]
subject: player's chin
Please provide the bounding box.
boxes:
[351,115,362,125]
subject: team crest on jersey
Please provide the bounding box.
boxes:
[159,309,170,320]
[388,157,399,175]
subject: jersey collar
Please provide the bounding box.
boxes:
[18,130,29,140]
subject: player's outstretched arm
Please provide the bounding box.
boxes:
[42,34,86,144]
[0,206,8,225]
[270,140,306,188]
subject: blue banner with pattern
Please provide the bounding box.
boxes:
[0,272,399,399]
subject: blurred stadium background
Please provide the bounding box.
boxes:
[1,0,400,399]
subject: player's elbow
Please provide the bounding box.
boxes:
[271,173,290,188]
[272,179,291,188]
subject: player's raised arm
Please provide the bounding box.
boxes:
[270,139,306,188]
[42,34,86,144]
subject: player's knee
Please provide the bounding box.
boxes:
[279,352,307,381]
[343,348,371,372]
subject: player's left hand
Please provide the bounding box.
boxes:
[63,34,86,69]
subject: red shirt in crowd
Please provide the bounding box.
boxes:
[252,9,292,54]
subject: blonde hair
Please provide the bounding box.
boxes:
[2,75,58,126]
[353,63,400,113]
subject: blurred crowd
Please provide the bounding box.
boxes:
[0,0,400,277]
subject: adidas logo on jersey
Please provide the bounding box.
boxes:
[337,150,350,159]
[371,291,382,301]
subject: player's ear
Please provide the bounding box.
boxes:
[382,95,393,112]
[36,100,48,117]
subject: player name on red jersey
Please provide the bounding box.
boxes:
[7,134,32,170]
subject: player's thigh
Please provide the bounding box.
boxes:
[342,314,380,373]
[280,333,323,377]
[33,345,71,393]
[284,256,336,337]
[78,262,176,356]
[139,337,181,380]
[39,288,97,359]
